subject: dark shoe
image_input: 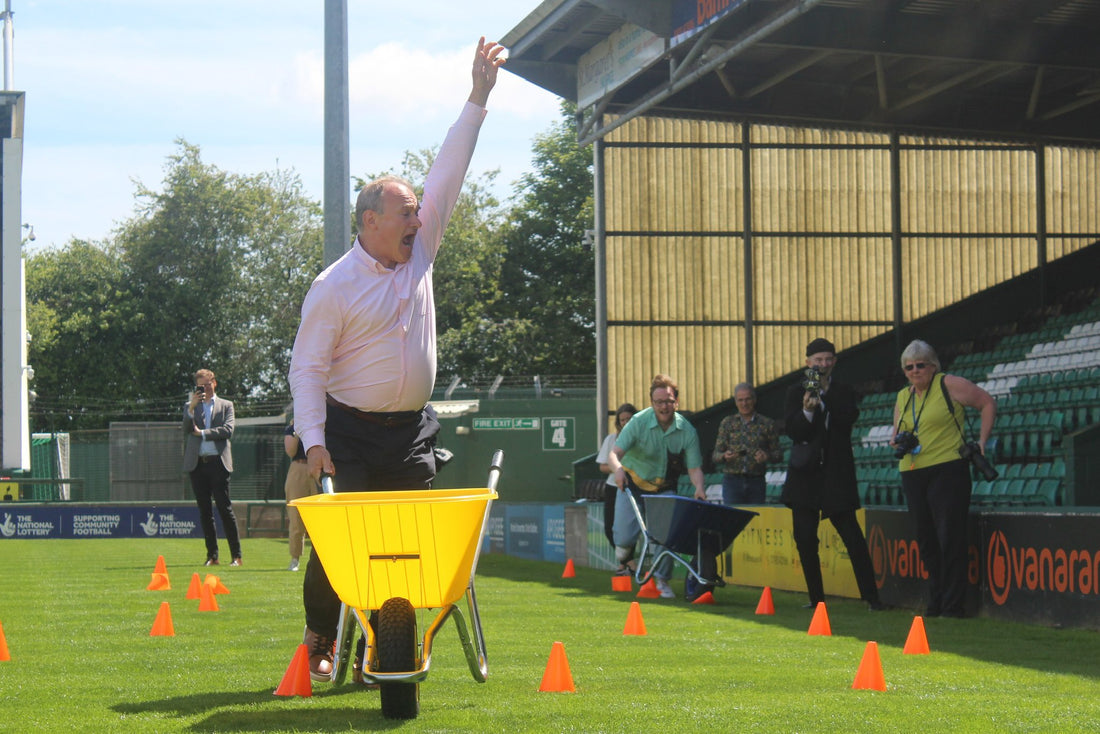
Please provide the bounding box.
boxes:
[204,558,219,566]
[867,599,887,611]
[613,565,631,576]
[229,557,242,567]
[303,628,334,682]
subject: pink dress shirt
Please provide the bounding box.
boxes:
[289,101,487,453]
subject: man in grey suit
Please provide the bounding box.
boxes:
[183,368,242,566]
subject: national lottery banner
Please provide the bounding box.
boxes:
[0,505,203,539]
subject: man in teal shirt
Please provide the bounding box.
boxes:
[607,374,706,598]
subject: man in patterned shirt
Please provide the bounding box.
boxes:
[711,383,781,505]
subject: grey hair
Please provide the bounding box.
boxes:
[900,339,941,371]
[354,175,414,232]
[733,382,756,398]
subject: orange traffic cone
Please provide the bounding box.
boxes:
[274,643,313,697]
[623,601,648,635]
[146,572,171,591]
[755,586,775,615]
[636,578,661,599]
[185,573,202,600]
[150,601,175,637]
[852,641,887,691]
[611,575,632,592]
[903,616,930,655]
[198,583,219,612]
[808,602,831,636]
[691,591,716,605]
[538,641,575,692]
[0,621,10,661]
[561,559,576,578]
[204,574,230,595]
[153,555,167,575]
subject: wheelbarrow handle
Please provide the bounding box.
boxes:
[487,450,504,493]
[320,473,336,495]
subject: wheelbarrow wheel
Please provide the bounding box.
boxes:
[377,597,419,720]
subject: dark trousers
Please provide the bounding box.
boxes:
[189,459,241,561]
[602,484,617,549]
[303,404,439,638]
[901,459,972,616]
[791,506,879,605]
[722,474,766,505]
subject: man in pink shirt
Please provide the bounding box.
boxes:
[289,38,504,682]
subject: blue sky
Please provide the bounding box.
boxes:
[15,1,562,249]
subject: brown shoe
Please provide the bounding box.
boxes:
[229,557,242,567]
[303,628,334,682]
[204,558,219,566]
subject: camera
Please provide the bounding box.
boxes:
[959,440,999,481]
[194,386,205,394]
[802,366,822,397]
[893,431,921,459]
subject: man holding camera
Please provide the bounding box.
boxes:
[182,368,242,567]
[891,339,996,618]
[782,338,882,610]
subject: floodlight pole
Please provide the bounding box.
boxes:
[323,0,350,267]
[2,1,13,91]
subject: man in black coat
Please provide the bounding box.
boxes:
[782,338,882,610]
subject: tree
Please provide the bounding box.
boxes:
[486,102,595,376]
[25,141,323,429]
[115,140,323,400]
[25,240,151,429]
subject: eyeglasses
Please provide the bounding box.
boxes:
[904,362,929,372]
[652,399,678,406]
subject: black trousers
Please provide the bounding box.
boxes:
[790,505,879,605]
[602,484,617,549]
[189,459,241,561]
[303,404,439,638]
[901,459,972,616]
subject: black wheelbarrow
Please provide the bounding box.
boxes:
[624,491,758,593]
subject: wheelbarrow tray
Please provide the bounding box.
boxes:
[641,494,757,555]
[292,486,497,611]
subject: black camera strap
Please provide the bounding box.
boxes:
[939,374,972,443]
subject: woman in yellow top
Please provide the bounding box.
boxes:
[891,340,996,618]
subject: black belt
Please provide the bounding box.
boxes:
[325,394,422,426]
[199,455,220,464]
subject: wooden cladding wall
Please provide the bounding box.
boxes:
[600,116,1099,414]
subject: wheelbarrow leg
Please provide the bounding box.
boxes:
[331,602,356,684]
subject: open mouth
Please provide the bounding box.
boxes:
[402,233,416,247]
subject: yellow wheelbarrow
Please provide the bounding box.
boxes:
[291,450,503,719]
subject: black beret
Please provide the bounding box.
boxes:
[806,338,836,356]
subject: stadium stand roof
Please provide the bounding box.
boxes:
[502,0,1100,147]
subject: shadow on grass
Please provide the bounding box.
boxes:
[187,706,405,732]
[475,553,1100,680]
[113,684,410,732]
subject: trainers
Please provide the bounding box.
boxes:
[229,557,242,567]
[654,577,675,599]
[287,558,299,572]
[204,558,219,566]
[613,565,631,576]
[303,628,334,682]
